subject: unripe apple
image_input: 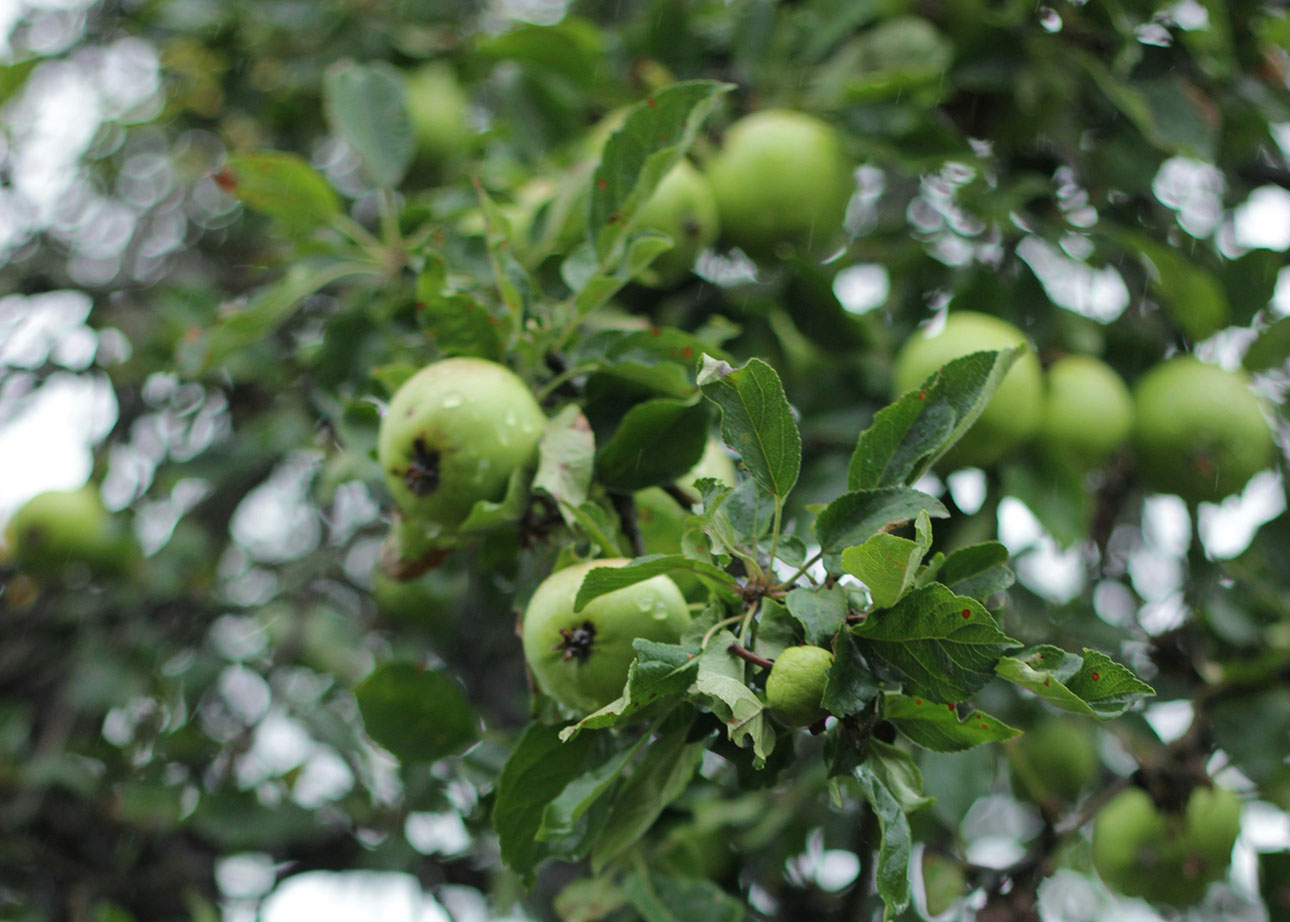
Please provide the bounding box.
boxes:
[635,438,738,598]
[765,645,834,727]
[404,62,469,166]
[1039,355,1133,471]
[5,486,137,579]
[378,358,545,537]
[1131,356,1275,503]
[1092,784,1242,907]
[633,160,720,286]
[707,109,854,257]
[891,311,1043,469]
[521,558,690,713]
[1006,718,1099,809]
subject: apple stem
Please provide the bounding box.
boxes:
[729,642,773,670]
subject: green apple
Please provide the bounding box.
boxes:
[707,109,854,257]
[1132,356,1275,503]
[635,438,738,598]
[765,645,834,727]
[405,62,469,165]
[1039,355,1133,471]
[1092,784,1242,907]
[633,160,720,286]
[377,358,545,537]
[5,486,137,579]
[891,311,1043,469]
[1006,718,1099,809]
[521,558,690,713]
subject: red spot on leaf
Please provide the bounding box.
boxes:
[647,97,657,108]
[961,608,971,619]
[596,178,607,190]
[915,699,922,706]
[980,723,988,730]
[681,347,693,358]
[608,212,621,224]
[213,168,237,193]
[650,326,661,336]
[487,315,498,326]
[1043,677,1050,686]
[917,389,927,401]
[947,704,955,712]
[1091,672,1100,681]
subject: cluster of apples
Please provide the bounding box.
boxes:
[893,310,1277,503]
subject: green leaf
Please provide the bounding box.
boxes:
[573,233,676,319]
[591,80,733,263]
[816,488,949,572]
[822,629,882,717]
[867,740,934,814]
[855,763,913,917]
[573,555,738,612]
[594,398,709,491]
[1245,316,1290,373]
[221,152,341,233]
[1112,230,1229,341]
[0,58,37,107]
[205,262,377,368]
[414,290,504,361]
[934,542,1014,602]
[621,871,746,922]
[323,60,413,188]
[492,722,597,878]
[457,464,534,535]
[534,406,596,524]
[474,179,531,326]
[785,586,849,647]
[354,662,478,763]
[884,694,1019,752]
[841,510,934,608]
[539,733,651,842]
[849,348,1023,490]
[560,640,701,741]
[994,645,1154,719]
[698,355,801,498]
[591,722,704,873]
[1063,649,1157,719]
[474,16,606,86]
[691,632,775,765]
[850,583,1019,703]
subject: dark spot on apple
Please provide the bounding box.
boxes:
[555,620,596,662]
[404,437,440,496]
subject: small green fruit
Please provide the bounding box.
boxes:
[521,558,690,713]
[1039,355,1133,471]
[635,438,738,599]
[378,358,545,537]
[1131,356,1275,503]
[765,645,834,727]
[707,109,853,257]
[633,160,720,286]
[891,311,1043,468]
[1007,718,1099,809]
[5,486,136,579]
[1092,785,1242,907]
[405,63,469,165]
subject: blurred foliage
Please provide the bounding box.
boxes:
[1,0,1290,920]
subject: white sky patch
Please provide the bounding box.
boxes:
[0,371,116,524]
[998,497,1086,603]
[1199,469,1285,559]
[1152,156,1224,238]
[260,872,451,922]
[946,468,986,515]
[1144,699,1194,743]
[1017,236,1129,322]
[1234,186,1290,251]
[832,263,890,315]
